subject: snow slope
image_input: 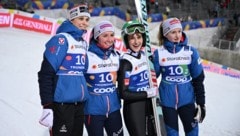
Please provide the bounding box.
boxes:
[0,28,240,136]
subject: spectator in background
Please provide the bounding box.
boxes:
[233,12,239,26]
[176,0,182,8]
[150,0,155,4]
[1,0,16,9]
[165,4,171,16]
[146,0,151,14]
[100,0,106,7]
[25,0,34,13]
[38,4,91,136]
[192,0,199,6]
[188,15,193,22]
[115,0,120,6]
[154,1,159,13]
[213,2,220,17]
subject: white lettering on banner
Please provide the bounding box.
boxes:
[13,17,52,31]
[93,87,116,93]
[23,20,52,31]
[13,18,23,25]
[0,15,10,24]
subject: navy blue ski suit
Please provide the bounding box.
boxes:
[153,32,205,136]
[38,19,89,135]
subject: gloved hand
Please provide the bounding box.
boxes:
[194,104,206,123]
[145,87,158,98]
[39,109,53,129]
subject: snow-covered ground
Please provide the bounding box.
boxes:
[0,27,240,136]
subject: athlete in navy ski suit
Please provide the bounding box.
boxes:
[84,21,123,136]
[38,4,90,136]
[153,17,206,136]
[117,20,158,136]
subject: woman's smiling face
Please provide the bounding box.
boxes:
[96,31,115,50]
[127,32,143,52]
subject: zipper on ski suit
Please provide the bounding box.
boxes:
[175,84,179,109]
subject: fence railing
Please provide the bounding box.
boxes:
[213,39,239,51]
[188,36,240,54]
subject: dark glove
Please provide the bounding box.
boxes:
[194,104,206,123]
[148,55,154,63]
[43,103,53,109]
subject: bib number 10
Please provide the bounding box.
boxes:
[75,55,85,65]
[140,71,149,81]
[168,66,188,75]
[99,73,114,83]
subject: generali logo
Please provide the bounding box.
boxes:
[12,14,53,34]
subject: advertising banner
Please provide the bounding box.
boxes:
[12,14,53,34]
[0,12,11,27]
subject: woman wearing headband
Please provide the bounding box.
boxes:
[38,4,91,136]
[84,21,123,136]
[153,17,206,136]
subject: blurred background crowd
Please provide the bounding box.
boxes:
[1,0,240,58]
[1,0,240,71]
[0,0,239,24]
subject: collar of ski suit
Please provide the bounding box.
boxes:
[126,49,145,59]
[163,32,188,53]
[88,43,115,60]
[56,19,87,41]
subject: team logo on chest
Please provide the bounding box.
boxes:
[58,38,65,45]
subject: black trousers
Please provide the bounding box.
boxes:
[51,102,84,136]
[123,99,156,136]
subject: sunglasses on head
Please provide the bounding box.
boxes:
[124,25,145,35]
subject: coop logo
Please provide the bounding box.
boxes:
[136,86,150,92]
[93,87,116,93]
[166,76,188,83]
